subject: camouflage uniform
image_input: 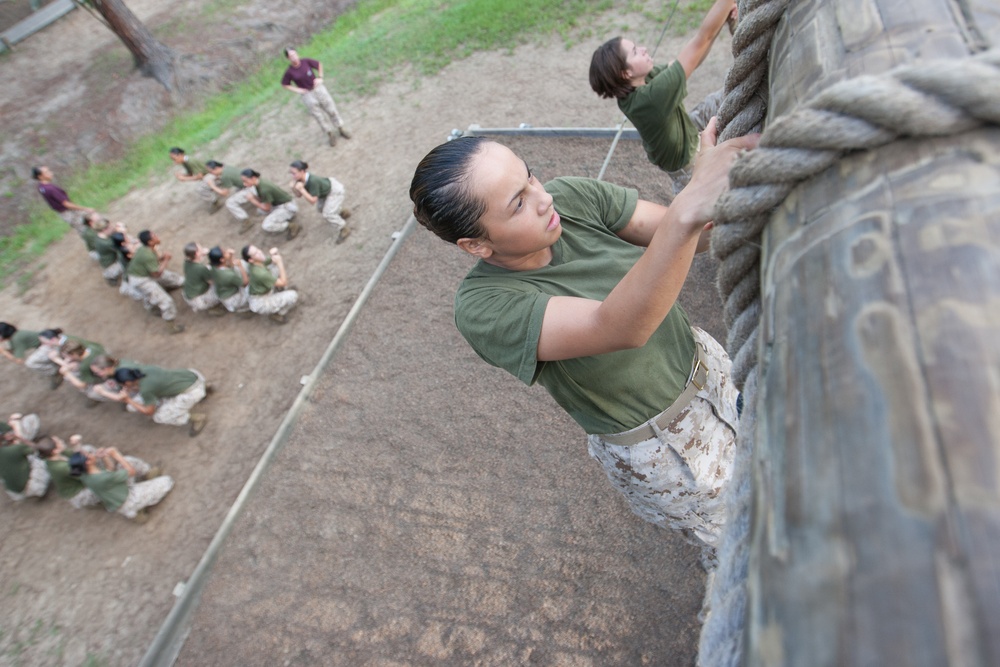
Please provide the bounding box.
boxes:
[128,369,207,426]
[587,327,738,553]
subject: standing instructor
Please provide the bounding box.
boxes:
[281,48,352,147]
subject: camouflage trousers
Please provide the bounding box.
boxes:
[317,182,347,231]
[129,370,206,426]
[301,84,344,135]
[24,345,59,375]
[69,453,150,510]
[58,209,85,234]
[220,288,250,313]
[102,262,123,282]
[248,289,298,316]
[118,475,174,519]
[587,327,739,555]
[128,272,183,321]
[197,177,217,203]
[184,287,221,313]
[5,454,50,501]
[261,202,298,233]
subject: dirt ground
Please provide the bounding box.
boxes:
[0,2,734,665]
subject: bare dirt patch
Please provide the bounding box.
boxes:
[0,3,734,664]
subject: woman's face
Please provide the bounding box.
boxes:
[247,245,266,263]
[241,174,258,188]
[463,142,561,266]
[289,167,306,182]
[620,38,653,80]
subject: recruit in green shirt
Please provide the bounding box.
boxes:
[618,61,698,172]
[0,444,33,493]
[129,364,198,404]
[46,458,85,499]
[304,173,332,199]
[217,165,244,189]
[8,330,41,358]
[212,267,243,300]
[254,179,292,206]
[183,260,213,299]
[82,469,130,512]
[182,157,208,177]
[127,244,159,278]
[247,263,276,296]
[455,177,696,435]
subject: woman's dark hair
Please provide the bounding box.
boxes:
[113,367,145,384]
[169,147,185,156]
[0,322,16,340]
[110,232,128,254]
[240,168,260,179]
[205,160,223,169]
[69,452,88,477]
[241,245,252,262]
[138,230,153,246]
[283,47,296,57]
[589,37,633,100]
[183,242,198,261]
[208,246,224,267]
[31,166,43,180]
[409,137,491,245]
[39,328,63,340]
[289,160,308,171]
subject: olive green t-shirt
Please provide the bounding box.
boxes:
[94,235,119,268]
[455,177,696,435]
[8,330,41,358]
[618,61,697,172]
[217,165,244,189]
[129,364,198,404]
[212,266,243,300]
[127,244,159,278]
[182,157,208,177]
[255,179,292,206]
[81,226,99,252]
[303,173,332,199]
[82,469,129,512]
[0,444,33,493]
[247,263,276,296]
[46,458,85,499]
[183,260,212,299]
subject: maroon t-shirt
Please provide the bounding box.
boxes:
[38,182,69,212]
[281,58,320,91]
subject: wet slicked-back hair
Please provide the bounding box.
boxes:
[589,37,633,100]
[409,137,491,245]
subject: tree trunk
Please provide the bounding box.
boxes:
[88,0,175,90]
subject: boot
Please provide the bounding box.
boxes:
[338,126,352,139]
[167,322,186,335]
[286,221,302,240]
[327,130,338,147]
[340,207,352,220]
[336,226,352,245]
[188,413,208,437]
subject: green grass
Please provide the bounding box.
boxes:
[3,0,697,283]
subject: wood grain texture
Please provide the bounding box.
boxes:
[747,1,1000,665]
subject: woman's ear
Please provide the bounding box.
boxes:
[456,237,493,260]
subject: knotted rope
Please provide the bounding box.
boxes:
[699,0,1000,663]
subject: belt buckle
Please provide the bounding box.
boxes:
[689,357,706,391]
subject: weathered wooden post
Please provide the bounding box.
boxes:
[731,1,1000,665]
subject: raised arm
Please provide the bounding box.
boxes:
[675,0,736,78]
[536,120,757,362]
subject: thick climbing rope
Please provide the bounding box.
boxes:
[596,0,681,181]
[699,0,1000,663]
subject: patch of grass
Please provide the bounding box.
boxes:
[3,0,631,281]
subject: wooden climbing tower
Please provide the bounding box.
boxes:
[710,1,1000,665]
